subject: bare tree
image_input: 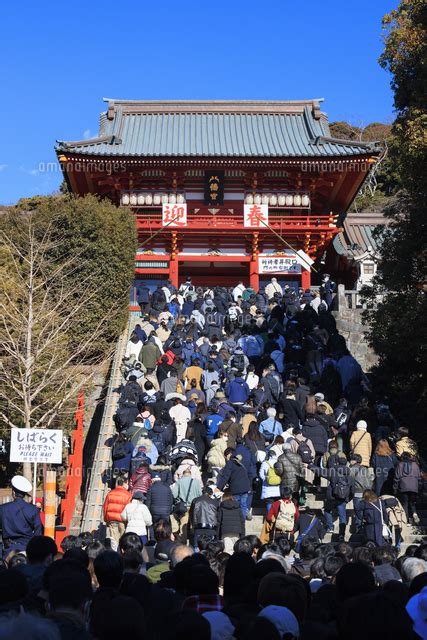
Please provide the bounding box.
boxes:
[0,214,123,477]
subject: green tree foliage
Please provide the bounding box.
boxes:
[15,194,137,357]
[0,195,136,437]
[363,0,427,437]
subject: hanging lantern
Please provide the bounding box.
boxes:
[294,194,302,207]
[301,194,310,207]
[153,193,161,205]
[137,193,145,206]
[130,193,137,206]
[261,193,269,205]
[285,194,293,206]
[121,193,130,206]
[246,194,254,205]
[269,194,277,206]
[145,193,153,205]
[169,193,177,204]
[278,194,286,206]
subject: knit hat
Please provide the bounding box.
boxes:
[202,612,235,640]
[406,586,427,639]
[357,420,368,431]
[258,605,300,638]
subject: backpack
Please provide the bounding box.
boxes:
[267,463,281,486]
[120,383,140,406]
[112,440,129,460]
[332,474,350,501]
[275,500,296,532]
[307,333,325,352]
[297,440,313,464]
[231,354,245,371]
[318,301,327,313]
[148,429,166,456]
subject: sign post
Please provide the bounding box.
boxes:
[33,462,37,504]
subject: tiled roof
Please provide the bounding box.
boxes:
[333,212,386,259]
[56,99,381,158]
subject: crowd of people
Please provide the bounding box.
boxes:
[0,275,426,639]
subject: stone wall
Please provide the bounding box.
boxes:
[332,285,378,372]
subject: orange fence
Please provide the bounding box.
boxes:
[55,391,84,550]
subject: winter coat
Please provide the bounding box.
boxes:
[121,500,153,536]
[140,342,161,370]
[149,464,173,485]
[218,500,245,538]
[216,457,251,495]
[259,417,283,441]
[172,476,202,508]
[220,419,243,450]
[288,434,316,483]
[130,467,152,496]
[169,404,191,442]
[371,453,397,495]
[349,464,374,495]
[274,451,305,493]
[302,418,328,455]
[190,495,219,529]
[205,414,224,439]
[259,457,281,500]
[294,511,325,542]
[381,494,407,528]
[217,400,235,419]
[235,443,257,480]
[225,377,250,404]
[145,481,174,519]
[187,418,208,463]
[207,438,228,471]
[393,460,421,494]
[349,430,372,467]
[395,437,418,459]
[174,458,203,487]
[111,439,133,474]
[279,396,304,427]
[295,384,311,411]
[244,434,266,459]
[103,487,131,523]
[311,464,353,502]
[355,498,390,546]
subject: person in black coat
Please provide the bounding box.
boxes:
[217,490,245,541]
[185,416,208,464]
[355,490,394,546]
[145,476,174,523]
[294,508,325,545]
[216,451,251,519]
[278,388,304,427]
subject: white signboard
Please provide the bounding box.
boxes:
[259,255,301,275]
[162,203,187,227]
[244,204,269,228]
[10,428,63,464]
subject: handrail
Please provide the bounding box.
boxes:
[55,391,84,550]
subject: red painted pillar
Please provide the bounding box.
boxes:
[301,268,311,289]
[249,260,259,291]
[169,259,179,288]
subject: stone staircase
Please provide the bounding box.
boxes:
[246,487,427,552]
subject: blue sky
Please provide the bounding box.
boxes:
[0,0,395,204]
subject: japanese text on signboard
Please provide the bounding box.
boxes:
[162,203,187,227]
[10,428,63,464]
[244,204,269,228]
[204,171,224,206]
[258,256,301,274]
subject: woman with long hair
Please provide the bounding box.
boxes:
[244,420,266,458]
[371,439,397,496]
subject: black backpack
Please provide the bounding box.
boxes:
[332,474,350,500]
[148,429,166,456]
[297,440,313,464]
[112,440,129,460]
[120,383,140,406]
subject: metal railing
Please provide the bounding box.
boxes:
[80,320,131,534]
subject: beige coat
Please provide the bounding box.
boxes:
[207,438,228,471]
[350,430,372,467]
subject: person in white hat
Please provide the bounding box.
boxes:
[349,420,372,467]
[0,475,42,556]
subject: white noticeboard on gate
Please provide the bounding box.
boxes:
[259,254,301,274]
[10,428,63,464]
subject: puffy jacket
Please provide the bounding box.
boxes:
[278,396,303,427]
[190,495,219,529]
[130,467,152,496]
[395,437,418,459]
[218,500,245,537]
[149,463,173,485]
[302,418,328,455]
[393,460,421,494]
[275,451,305,493]
[121,500,153,536]
[103,487,131,523]
[216,457,251,495]
[145,481,174,519]
[235,443,257,480]
[349,430,372,467]
[349,464,374,495]
[140,342,161,370]
[225,378,250,404]
[207,438,228,470]
[174,458,203,487]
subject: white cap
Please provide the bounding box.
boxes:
[314,392,324,401]
[357,420,368,431]
[11,475,32,495]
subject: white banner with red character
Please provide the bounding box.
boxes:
[162,203,187,227]
[243,204,268,228]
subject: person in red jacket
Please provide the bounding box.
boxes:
[130,462,152,497]
[103,477,131,550]
[266,486,300,543]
